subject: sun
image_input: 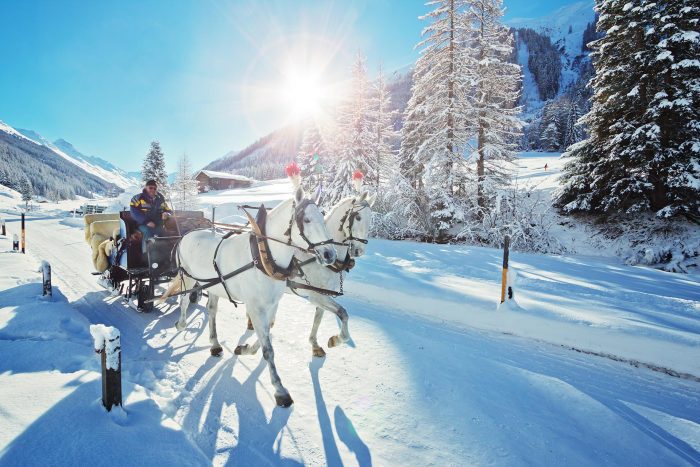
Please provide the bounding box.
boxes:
[282,70,326,118]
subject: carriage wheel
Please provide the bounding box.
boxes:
[137,279,154,313]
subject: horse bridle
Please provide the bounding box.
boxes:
[338,200,370,256]
[293,198,336,253]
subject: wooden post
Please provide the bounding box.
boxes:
[41,260,52,296]
[500,235,510,304]
[21,213,25,254]
[90,325,122,411]
[1,218,5,236]
[211,206,216,233]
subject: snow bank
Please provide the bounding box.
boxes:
[0,234,207,464]
[344,238,700,376]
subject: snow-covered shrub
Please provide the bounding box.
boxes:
[608,215,700,273]
[456,180,562,254]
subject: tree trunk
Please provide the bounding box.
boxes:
[477,125,486,214]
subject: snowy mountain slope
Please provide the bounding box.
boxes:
[14,126,136,189]
[0,122,120,199]
[508,1,596,96]
[515,39,544,112]
[52,139,137,189]
[204,124,303,180]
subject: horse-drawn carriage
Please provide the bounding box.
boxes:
[83,164,376,407]
[88,210,209,312]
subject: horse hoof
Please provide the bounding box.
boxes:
[312,347,326,358]
[247,319,254,331]
[210,346,223,357]
[175,321,186,332]
[275,393,294,408]
[234,345,246,355]
[328,336,341,348]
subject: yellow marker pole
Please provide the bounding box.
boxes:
[500,235,510,304]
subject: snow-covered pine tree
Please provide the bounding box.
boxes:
[557,0,648,214]
[20,176,32,209]
[558,0,699,220]
[369,64,399,191]
[563,97,584,148]
[142,141,169,195]
[327,51,374,205]
[0,161,12,190]
[171,153,199,211]
[297,120,331,193]
[642,0,700,219]
[397,0,474,239]
[466,0,523,213]
[542,122,561,151]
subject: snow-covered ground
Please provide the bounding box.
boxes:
[1,157,699,465]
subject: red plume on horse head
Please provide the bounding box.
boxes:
[352,169,364,192]
[286,162,301,188]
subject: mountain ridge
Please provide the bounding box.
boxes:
[0,120,126,200]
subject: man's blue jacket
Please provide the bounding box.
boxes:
[130,190,171,225]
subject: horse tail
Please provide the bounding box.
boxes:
[158,278,182,303]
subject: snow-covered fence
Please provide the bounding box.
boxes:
[90,325,122,411]
[41,260,51,297]
[79,204,107,215]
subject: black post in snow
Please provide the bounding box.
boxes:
[21,213,25,254]
[41,260,52,297]
[91,326,122,411]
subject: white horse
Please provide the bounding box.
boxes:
[162,183,336,407]
[238,192,376,358]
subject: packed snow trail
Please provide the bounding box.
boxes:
[1,212,699,465]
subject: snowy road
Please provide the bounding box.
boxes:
[2,212,699,466]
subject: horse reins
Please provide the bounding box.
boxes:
[288,199,370,297]
[169,199,334,304]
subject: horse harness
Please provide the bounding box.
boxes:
[337,199,370,246]
[286,199,369,298]
[174,200,338,304]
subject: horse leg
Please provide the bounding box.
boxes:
[175,279,196,331]
[249,305,292,407]
[234,338,260,355]
[246,314,272,329]
[312,294,350,348]
[309,307,326,358]
[208,295,223,357]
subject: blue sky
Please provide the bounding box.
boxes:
[0,0,580,172]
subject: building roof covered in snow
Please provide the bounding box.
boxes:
[194,170,252,182]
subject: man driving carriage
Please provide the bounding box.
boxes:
[130,179,172,253]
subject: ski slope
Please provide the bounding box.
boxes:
[1,157,699,465]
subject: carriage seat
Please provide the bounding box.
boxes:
[118,210,208,269]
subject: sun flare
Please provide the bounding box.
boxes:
[282,70,327,118]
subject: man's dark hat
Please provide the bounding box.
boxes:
[145,179,157,187]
